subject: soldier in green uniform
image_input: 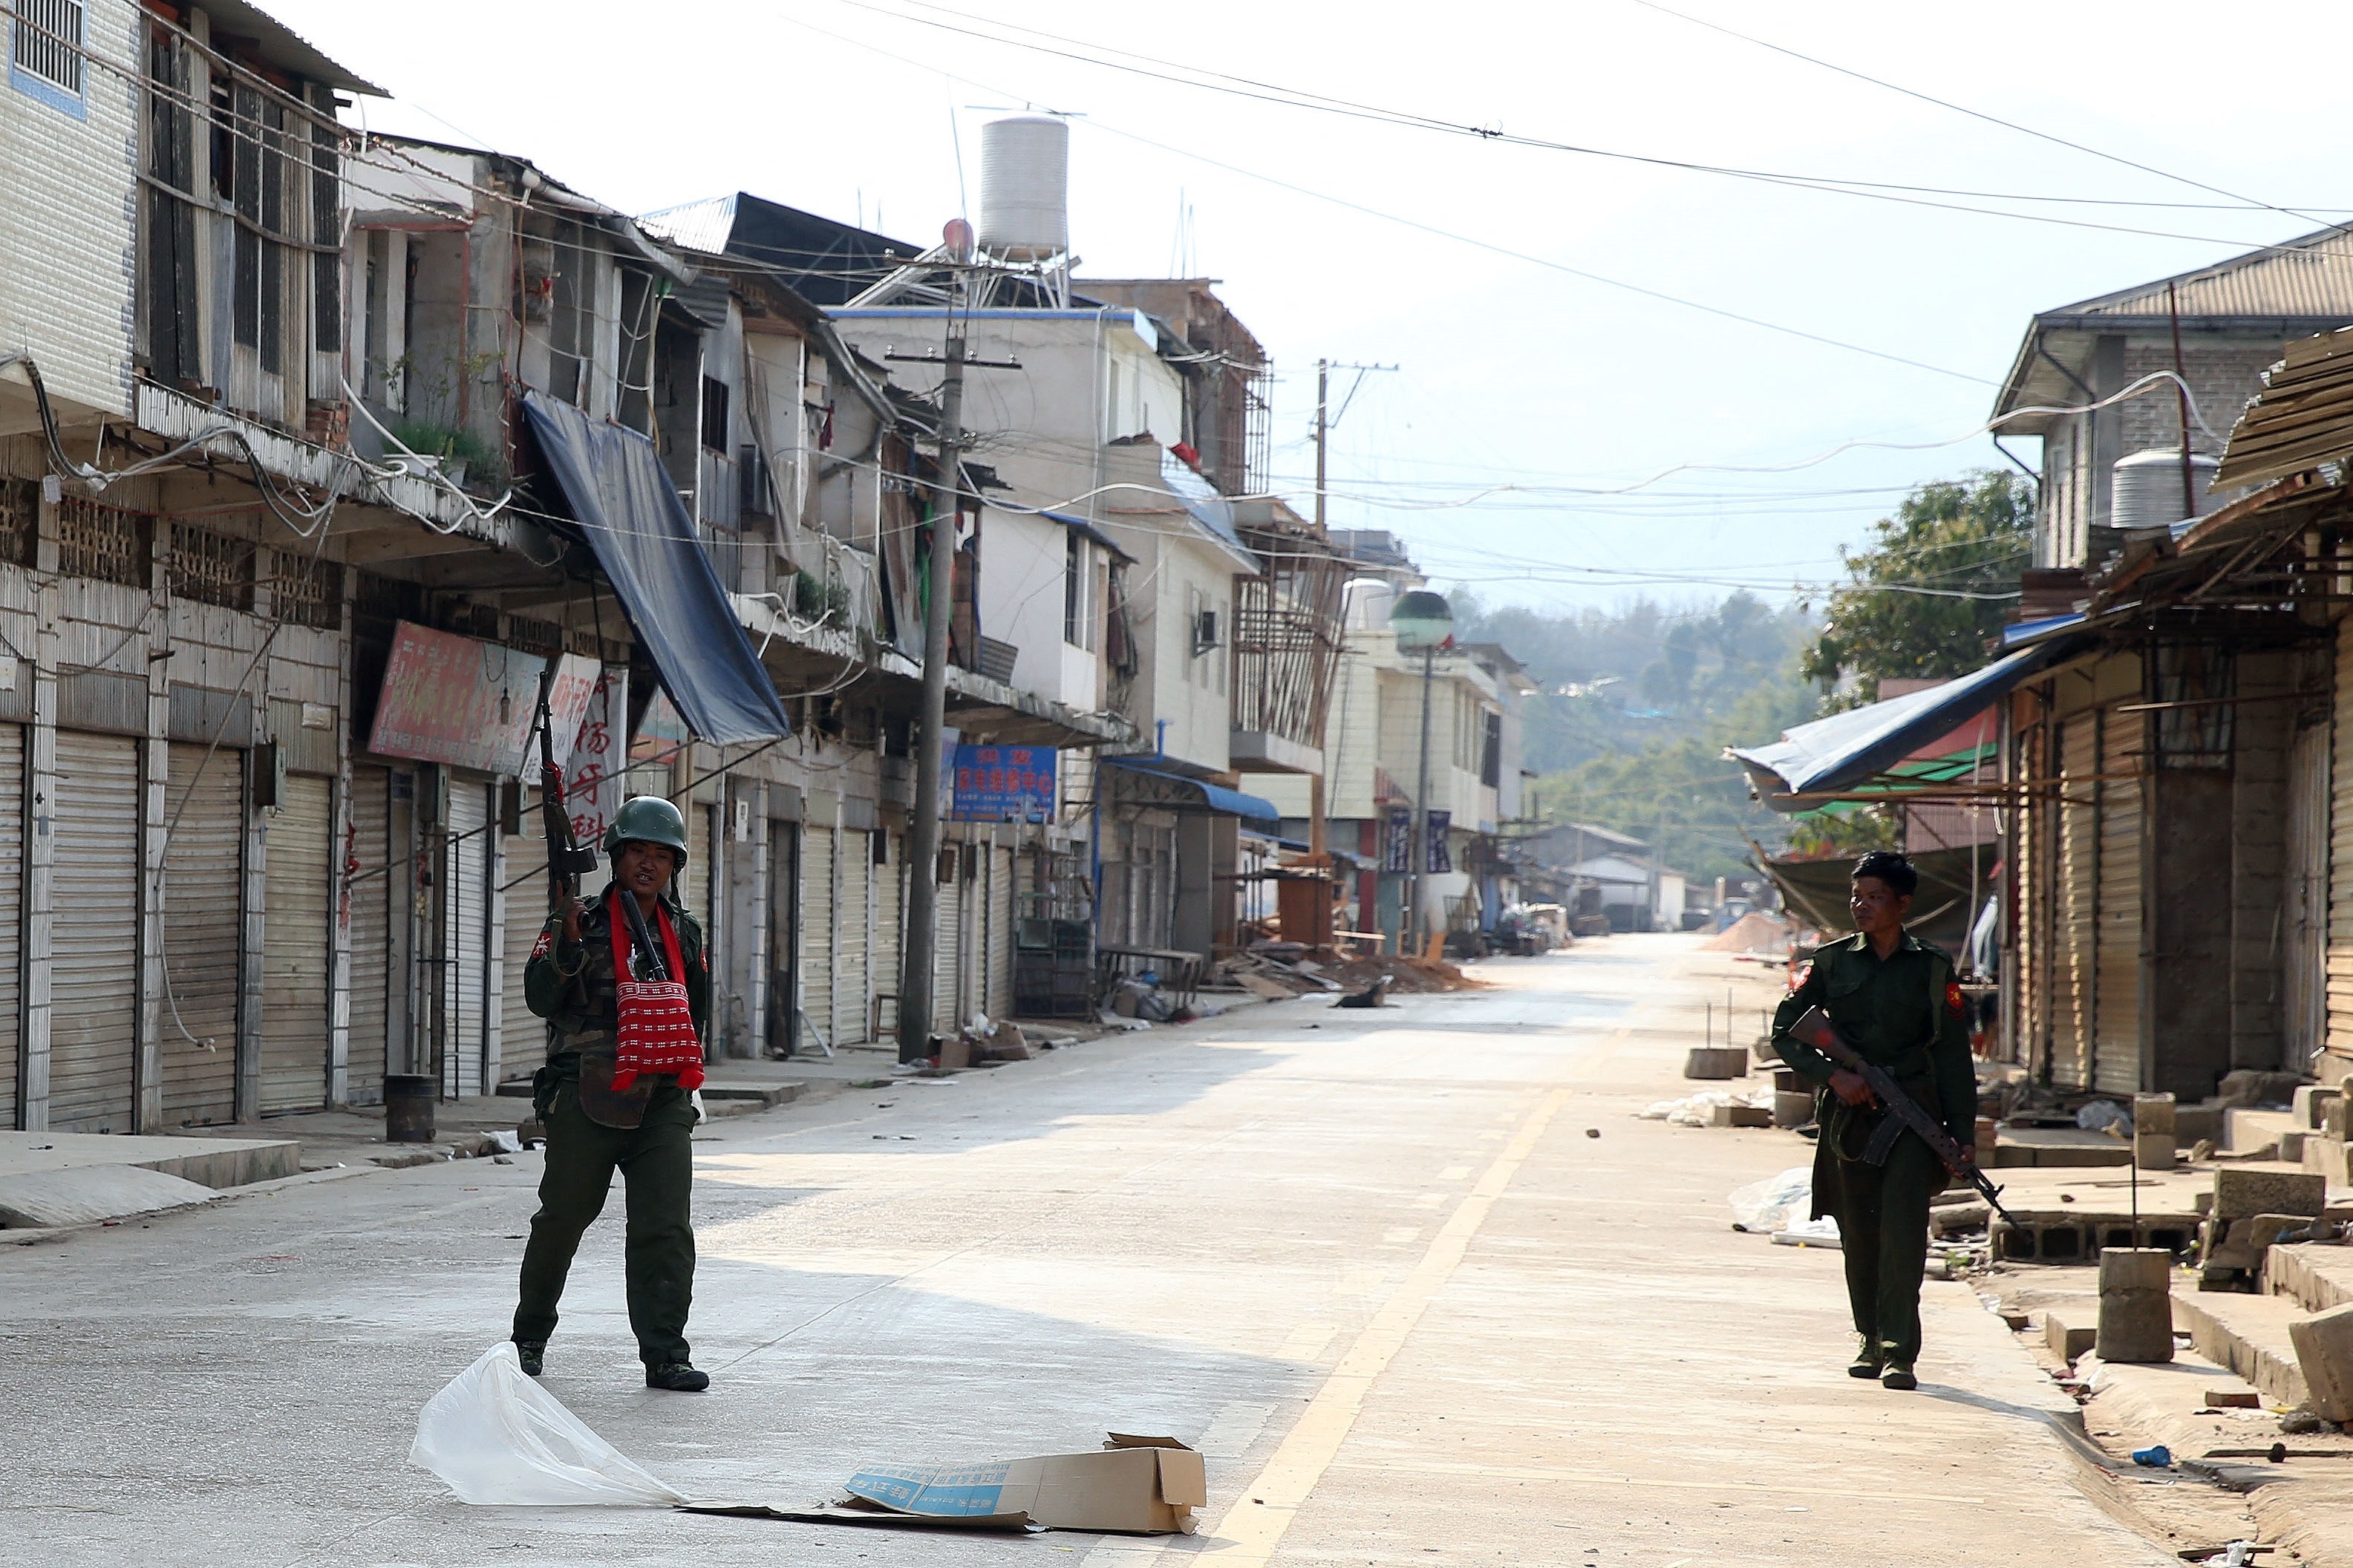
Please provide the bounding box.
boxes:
[1772,850,1974,1391]
[510,796,713,1392]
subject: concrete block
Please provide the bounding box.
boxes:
[1684,1046,1748,1080]
[1709,1103,1772,1128]
[2135,1130,2176,1172]
[2045,1308,2095,1361]
[2331,1098,2353,1142]
[2135,1094,2177,1137]
[2294,1084,2341,1130]
[2288,1302,2353,1422]
[2214,1167,2327,1221]
[2282,1129,2310,1163]
[2097,1248,2176,1363]
[2205,1389,2262,1408]
[2308,1135,2353,1186]
[1772,1091,1815,1129]
[1975,1117,1997,1157]
[0,1166,220,1229]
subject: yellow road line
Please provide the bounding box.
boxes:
[1204,1081,1576,1563]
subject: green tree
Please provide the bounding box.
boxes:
[1800,471,2033,706]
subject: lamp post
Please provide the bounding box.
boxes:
[1390,589,1454,961]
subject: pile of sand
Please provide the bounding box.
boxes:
[1701,911,1791,955]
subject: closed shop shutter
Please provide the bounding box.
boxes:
[681,800,712,941]
[2053,716,2098,1089]
[988,846,1015,1022]
[2095,708,2145,1097]
[500,829,549,1084]
[259,772,333,1114]
[2290,717,2331,1071]
[799,826,835,1048]
[49,732,141,1132]
[445,777,492,1097]
[766,823,798,1054]
[0,725,20,1130]
[872,832,904,1041]
[2329,614,2353,1063]
[838,830,871,1044]
[346,765,391,1105]
[935,848,964,1033]
[160,742,242,1126]
[2010,713,2043,1076]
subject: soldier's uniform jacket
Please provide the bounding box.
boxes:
[1772,930,1974,1208]
[523,886,711,1126]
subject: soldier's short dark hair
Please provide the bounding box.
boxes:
[1853,850,1918,898]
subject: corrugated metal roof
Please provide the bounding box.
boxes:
[2042,228,2353,322]
[636,196,740,258]
[2213,325,2353,487]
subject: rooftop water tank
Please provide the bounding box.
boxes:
[979,116,1069,260]
[2112,448,2218,529]
[1344,578,1397,633]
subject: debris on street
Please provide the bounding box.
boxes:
[411,1344,684,1506]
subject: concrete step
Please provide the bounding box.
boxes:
[2226,1107,2297,1156]
[0,1130,301,1190]
[2170,1281,2313,1409]
[1992,1127,2132,1168]
[699,1079,809,1110]
[2266,1241,2353,1314]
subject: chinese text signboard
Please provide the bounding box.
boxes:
[1426,810,1452,872]
[366,621,546,775]
[523,653,603,785]
[564,668,627,852]
[952,745,1057,822]
[1382,806,1412,873]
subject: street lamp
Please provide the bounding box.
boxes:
[1391,589,1454,961]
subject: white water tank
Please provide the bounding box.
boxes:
[1344,578,1397,632]
[2112,448,2218,529]
[979,116,1069,260]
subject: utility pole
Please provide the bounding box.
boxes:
[890,231,1022,1062]
[1307,359,1393,904]
[1313,359,1328,531]
[898,224,972,1063]
[2167,279,2196,520]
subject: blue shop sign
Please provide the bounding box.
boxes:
[952,745,1057,821]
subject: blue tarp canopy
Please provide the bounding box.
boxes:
[523,391,791,745]
[1729,637,2082,806]
[1106,758,1280,823]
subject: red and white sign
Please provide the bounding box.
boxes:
[523,653,602,785]
[365,621,546,775]
[563,667,628,854]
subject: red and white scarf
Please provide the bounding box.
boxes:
[607,892,705,1092]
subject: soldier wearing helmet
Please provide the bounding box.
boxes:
[510,794,714,1392]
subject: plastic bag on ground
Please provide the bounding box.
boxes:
[409,1342,685,1506]
[1729,1166,1813,1232]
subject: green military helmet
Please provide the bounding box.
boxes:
[603,794,690,866]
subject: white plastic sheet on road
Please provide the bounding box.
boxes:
[409,1343,685,1506]
[1728,1166,1813,1233]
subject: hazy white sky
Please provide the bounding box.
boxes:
[275,0,2353,608]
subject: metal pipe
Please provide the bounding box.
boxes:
[1409,644,1435,959]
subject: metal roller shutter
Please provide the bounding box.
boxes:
[346,765,391,1105]
[2053,717,2098,1089]
[2010,713,2042,1077]
[2330,615,2353,1063]
[799,826,834,1049]
[2290,718,2331,1071]
[934,846,964,1033]
[988,846,1014,1022]
[872,832,903,1041]
[680,800,711,941]
[767,823,798,1054]
[49,732,140,1132]
[0,725,21,1128]
[2095,708,2144,1096]
[160,742,242,1126]
[838,830,871,1044]
[500,828,549,1085]
[260,773,333,1114]
[446,778,491,1097]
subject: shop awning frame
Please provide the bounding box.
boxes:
[1103,758,1281,823]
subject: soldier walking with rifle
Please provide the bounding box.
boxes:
[509,678,714,1391]
[1772,849,2003,1392]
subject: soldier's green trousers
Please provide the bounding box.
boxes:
[512,1082,696,1368]
[1830,1131,1944,1368]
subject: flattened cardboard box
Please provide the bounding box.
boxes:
[843,1434,1206,1534]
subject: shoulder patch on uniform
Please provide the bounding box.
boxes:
[532,928,553,960]
[1789,959,1813,993]
[1946,980,1965,1017]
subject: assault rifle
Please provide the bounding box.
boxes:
[535,675,600,919]
[1789,1004,2021,1230]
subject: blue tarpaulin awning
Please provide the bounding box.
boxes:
[523,391,791,745]
[1728,637,2083,806]
[1105,758,1281,823]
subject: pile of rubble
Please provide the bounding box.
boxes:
[1213,944,1482,1004]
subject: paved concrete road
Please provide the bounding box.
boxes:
[0,936,2172,1567]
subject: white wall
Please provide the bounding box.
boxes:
[1,0,139,422]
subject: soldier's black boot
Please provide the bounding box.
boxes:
[515,1339,546,1378]
[1847,1336,1882,1379]
[646,1362,710,1392]
[1881,1362,1918,1391]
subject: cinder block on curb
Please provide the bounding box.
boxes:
[2044,1308,2095,1361]
[2288,1302,2353,1423]
[1684,1046,1747,1080]
[1709,1103,1772,1128]
[2214,1168,2326,1222]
